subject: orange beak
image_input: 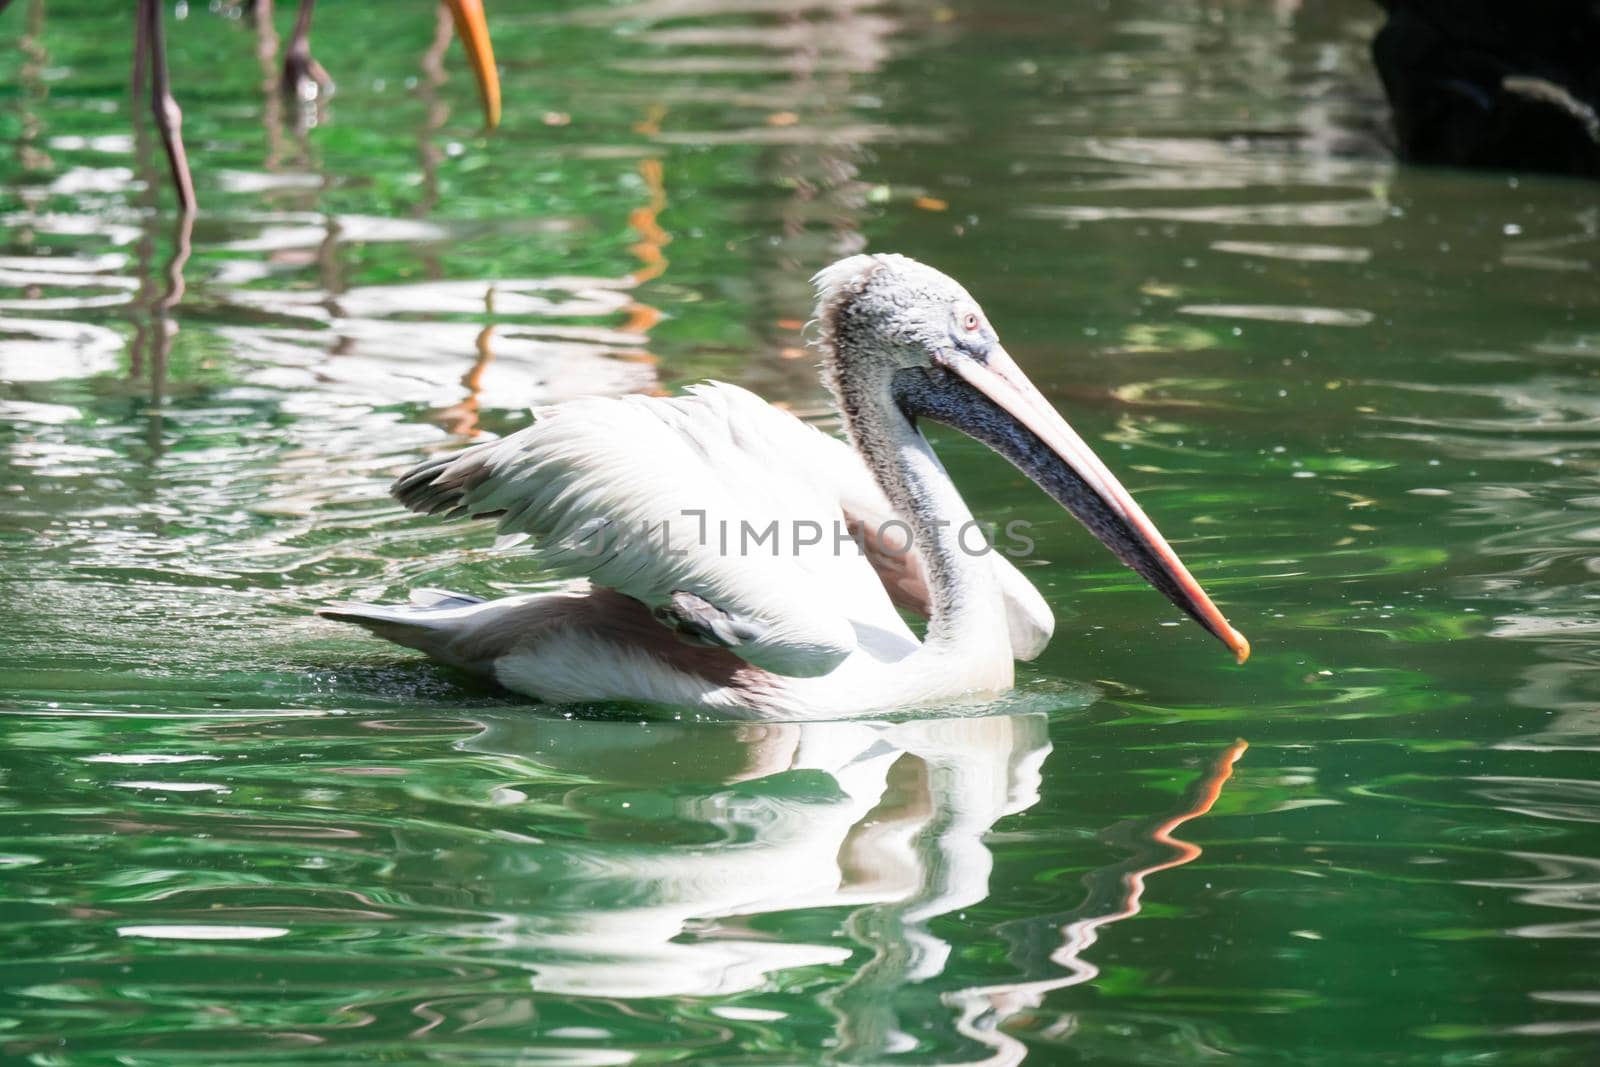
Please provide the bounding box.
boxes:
[443,0,501,130]
[918,345,1250,664]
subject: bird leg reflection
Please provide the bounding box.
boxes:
[428,319,497,438]
[414,1,455,224]
[128,54,195,443]
[126,205,192,456]
[620,156,669,342]
[15,0,52,176]
[950,739,1250,1064]
[253,0,289,172]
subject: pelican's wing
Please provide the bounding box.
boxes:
[392,382,915,677]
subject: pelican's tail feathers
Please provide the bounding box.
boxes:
[317,590,506,674]
[407,587,485,610]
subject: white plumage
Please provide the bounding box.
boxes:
[405,383,910,675]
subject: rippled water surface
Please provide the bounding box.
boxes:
[4,0,1600,1062]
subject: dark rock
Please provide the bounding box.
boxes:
[1372,0,1600,176]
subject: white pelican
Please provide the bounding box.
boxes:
[319,254,1249,716]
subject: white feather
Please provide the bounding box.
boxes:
[411,383,917,676]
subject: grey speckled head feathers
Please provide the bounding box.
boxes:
[810,253,986,398]
[812,254,979,338]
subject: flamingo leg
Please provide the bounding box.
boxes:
[135,0,196,213]
[281,0,333,101]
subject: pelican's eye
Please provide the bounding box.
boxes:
[950,307,992,362]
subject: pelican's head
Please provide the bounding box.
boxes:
[811,253,1250,664]
[813,253,992,380]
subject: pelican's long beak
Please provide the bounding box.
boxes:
[900,347,1250,664]
[444,0,501,130]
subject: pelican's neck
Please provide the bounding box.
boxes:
[838,374,1010,658]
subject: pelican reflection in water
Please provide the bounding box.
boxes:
[413,712,1245,1064]
[321,255,1247,715]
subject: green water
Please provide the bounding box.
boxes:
[3,0,1599,1062]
